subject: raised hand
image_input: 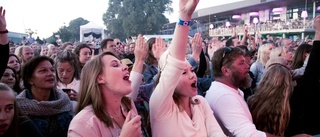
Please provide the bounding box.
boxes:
[153,37,167,61]
[314,15,320,41]
[134,34,147,62]
[179,0,200,20]
[120,111,142,137]
[191,33,202,61]
[208,38,222,60]
[0,6,8,45]
[0,6,6,30]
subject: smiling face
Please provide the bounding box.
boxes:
[97,55,132,96]
[0,69,16,89]
[175,64,198,98]
[0,90,15,136]
[29,61,56,90]
[7,56,20,73]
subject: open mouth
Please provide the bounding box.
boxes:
[46,78,55,83]
[123,73,131,83]
[191,81,197,90]
[0,124,8,130]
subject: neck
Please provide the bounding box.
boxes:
[30,87,51,101]
[180,97,191,110]
[104,91,123,116]
[215,77,238,90]
[180,96,192,118]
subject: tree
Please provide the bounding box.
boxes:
[103,0,172,40]
[46,17,89,43]
[67,18,89,42]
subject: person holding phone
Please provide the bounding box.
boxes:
[55,50,81,111]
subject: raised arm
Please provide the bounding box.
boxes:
[303,15,320,83]
[0,6,9,79]
[0,6,8,45]
[170,0,199,61]
[128,34,147,100]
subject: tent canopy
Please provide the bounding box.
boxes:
[80,21,104,42]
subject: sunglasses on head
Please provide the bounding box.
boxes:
[220,47,233,70]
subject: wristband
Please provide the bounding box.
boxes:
[177,19,191,26]
[0,29,8,34]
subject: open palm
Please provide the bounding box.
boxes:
[0,7,6,30]
[179,0,200,17]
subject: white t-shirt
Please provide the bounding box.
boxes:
[205,81,266,137]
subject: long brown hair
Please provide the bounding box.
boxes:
[76,51,132,128]
[0,83,19,137]
[290,44,312,69]
[247,64,292,136]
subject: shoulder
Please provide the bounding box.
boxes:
[71,106,103,128]
[192,95,206,104]
[72,106,96,123]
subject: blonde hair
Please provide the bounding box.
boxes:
[248,64,292,136]
[14,46,23,58]
[256,43,273,66]
[265,57,287,69]
[269,47,283,59]
[40,45,48,56]
[76,51,132,127]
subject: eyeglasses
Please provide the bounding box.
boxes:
[220,47,233,70]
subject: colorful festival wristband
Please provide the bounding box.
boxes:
[177,19,191,26]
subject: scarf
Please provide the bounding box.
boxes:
[16,88,72,116]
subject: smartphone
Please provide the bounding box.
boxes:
[62,89,72,93]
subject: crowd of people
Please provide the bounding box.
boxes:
[1,0,320,136]
[211,19,314,36]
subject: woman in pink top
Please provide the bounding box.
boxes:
[149,0,225,137]
[68,51,142,137]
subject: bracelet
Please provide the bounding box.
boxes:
[177,19,191,26]
[0,29,8,34]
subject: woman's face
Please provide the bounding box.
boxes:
[0,69,16,88]
[0,90,15,136]
[79,48,92,65]
[97,55,131,96]
[29,61,56,89]
[175,64,198,98]
[57,62,75,84]
[41,47,48,56]
[7,56,20,72]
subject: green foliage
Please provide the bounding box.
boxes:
[46,18,89,43]
[103,0,172,40]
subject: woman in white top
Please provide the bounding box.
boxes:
[149,0,225,136]
[55,50,81,110]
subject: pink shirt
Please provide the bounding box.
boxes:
[68,99,138,137]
